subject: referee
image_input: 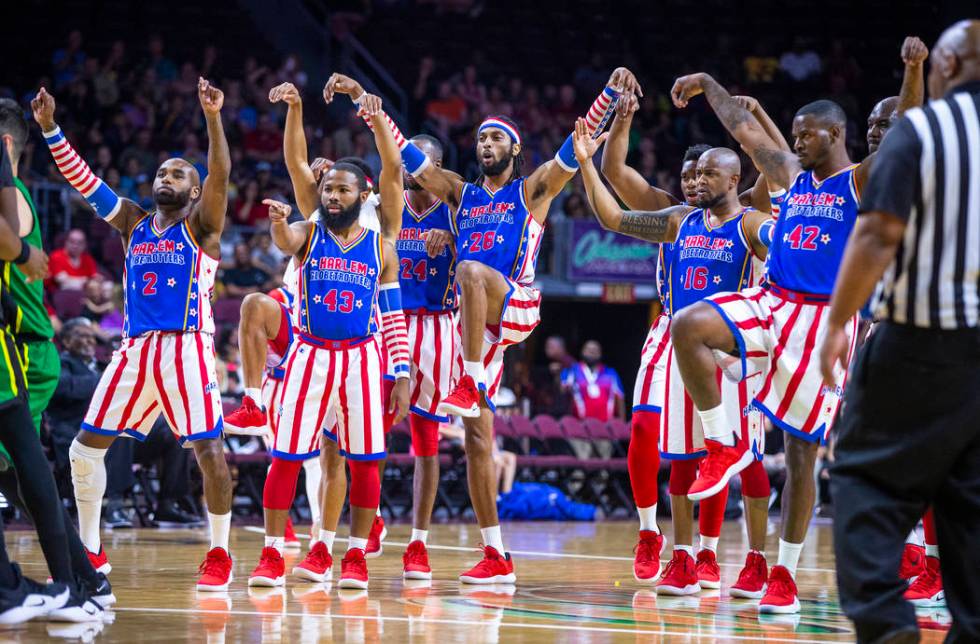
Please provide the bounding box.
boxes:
[819,19,980,644]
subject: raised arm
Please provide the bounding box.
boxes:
[379,239,409,423]
[573,118,689,242]
[192,78,230,235]
[31,87,142,235]
[266,199,310,257]
[733,95,791,153]
[269,82,319,218]
[324,72,464,210]
[600,94,678,211]
[360,94,402,243]
[671,73,800,190]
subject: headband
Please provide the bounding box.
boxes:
[478,118,522,146]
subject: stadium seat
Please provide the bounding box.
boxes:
[52,288,85,319]
[213,297,243,326]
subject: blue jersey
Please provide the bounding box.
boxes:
[297,225,383,341]
[666,208,761,316]
[124,215,218,337]
[767,165,860,295]
[397,193,456,312]
[451,178,544,286]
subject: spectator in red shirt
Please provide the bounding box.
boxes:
[562,340,625,422]
[47,228,99,292]
[231,179,270,226]
[425,81,467,128]
[243,113,283,163]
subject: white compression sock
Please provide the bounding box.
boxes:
[674,545,694,556]
[318,530,336,554]
[700,535,719,553]
[209,512,232,551]
[777,538,804,576]
[481,525,505,553]
[410,529,429,545]
[265,536,284,555]
[698,404,732,445]
[463,361,485,387]
[349,536,368,552]
[68,439,108,553]
[637,505,659,533]
[244,387,263,406]
[302,458,322,524]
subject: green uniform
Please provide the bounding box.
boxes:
[1,180,59,461]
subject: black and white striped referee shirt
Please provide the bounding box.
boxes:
[860,80,980,329]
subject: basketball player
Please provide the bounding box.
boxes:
[575,122,774,597]
[34,80,236,591]
[349,67,638,582]
[667,73,884,613]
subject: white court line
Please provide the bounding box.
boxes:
[241,526,836,573]
[112,606,838,643]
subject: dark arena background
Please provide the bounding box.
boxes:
[0,0,973,641]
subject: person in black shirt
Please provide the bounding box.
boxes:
[221,242,273,297]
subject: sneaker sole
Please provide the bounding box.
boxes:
[437,402,481,418]
[92,592,117,608]
[633,568,661,584]
[758,597,801,614]
[459,573,516,584]
[729,586,766,599]
[223,423,269,436]
[654,583,701,596]
[292,567,332,583]
[248,575,285,587]
[908,595,944,607]
[338,578,368,590]
[0,591,64,626]
[46,604,102,623]
[403,570,433,580]
[197,573,233,592]
[687,449,754,502]
[698,578,721,590]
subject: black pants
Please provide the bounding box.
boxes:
[105,417,191,503]
[831,322,980,643]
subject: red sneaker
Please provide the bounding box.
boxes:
[293,541,333,583]
[249,547,285,587]
[730,551,768,599]
[197,547,234,591]
[654,549,700,596]
[695,549,721,589]
[436,375,481,418]
[86,546,111,575]
[402,540,432,580]
[687,439,753,502]
[365,515,387,559]
[758,565,800,614]
[899,543,926,581]
[284,519,301,551]
[224,396,268,436]
[459,545,516,584]
[632,530,664,583]
[339,548,369,589]
[904,556,944,606]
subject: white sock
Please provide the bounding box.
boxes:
[318,530,336,553]
[302,458,322,524]
[464,360,485,386]
[698,404,732,445]
[208,512,232,551]
[700,535,719,553]
[265,535,284,555]
[481,525,505,553]
[411,529,429,544]
[674,544,694,556]
[244,387,263,407]
[777,538,804,576]
[68,440,108,553]
[905,529,923,546]
[925,545,939,559]
[637,505,659,533]
[349,536,368,552]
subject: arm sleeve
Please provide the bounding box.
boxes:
[378,283,410,378]
[859,117,922,221]
[357,106,431,177]
[43,126,123,221]
[554,86,621,172]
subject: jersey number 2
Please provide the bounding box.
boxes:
[142,272,158,295]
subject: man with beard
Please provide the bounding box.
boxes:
[329,67,639,583]
[576,123,774,598]
[33,80,237,591]
[250,160,409,589]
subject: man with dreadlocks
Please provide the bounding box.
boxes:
[326,67,640,583]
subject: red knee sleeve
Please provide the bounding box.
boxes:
[699,486,728,538]
[923,507,937,547]
[668,458,699,496]
[739,458,771,498]
[263,457,303,510]
[410,415,440,457]
[348,459,381,509]
[628,411,660,507]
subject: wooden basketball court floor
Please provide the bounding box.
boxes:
[2,521,951,642]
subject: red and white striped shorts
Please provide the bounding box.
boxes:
[82,332,223,443]
[706,285,859,443]
[406,311,460,422]
[261,371,285,437]
[632,315,671,413]
[480,279,541,408]
[265,302,293,370]
[274,333,386,460]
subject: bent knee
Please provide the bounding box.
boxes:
[455,260,485,285]
[671,302,733,350]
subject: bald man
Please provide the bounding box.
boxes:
[33,80,237,591]
[575,127,775,597]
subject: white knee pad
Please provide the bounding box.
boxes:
[69,439,107,502]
